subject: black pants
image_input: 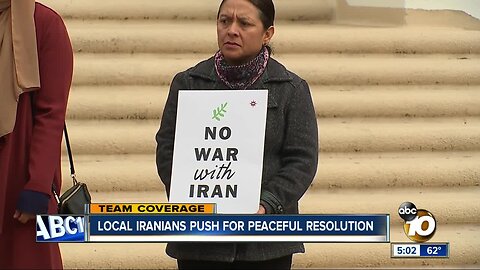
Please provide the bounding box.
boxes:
[177,254,293,270]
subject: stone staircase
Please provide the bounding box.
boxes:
[38,0,480,268]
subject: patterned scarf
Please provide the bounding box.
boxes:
[214,46,269,90]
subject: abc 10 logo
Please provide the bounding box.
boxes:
[398,202,436,242]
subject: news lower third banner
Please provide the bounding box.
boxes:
[37,212,389,243]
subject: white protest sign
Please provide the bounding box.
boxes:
[169,90,268,214]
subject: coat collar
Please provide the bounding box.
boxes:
[188,56,290,108]
[189,56,293,84]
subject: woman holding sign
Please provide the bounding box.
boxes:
[156,0,318,269]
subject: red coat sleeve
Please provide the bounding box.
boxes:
[24,5,73,195]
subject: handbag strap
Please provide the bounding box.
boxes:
[63,123,78,185]
[52,122,77,203]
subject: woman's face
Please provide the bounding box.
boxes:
[217,0,274,65]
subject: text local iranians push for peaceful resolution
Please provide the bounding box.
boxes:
[97,220,374,232]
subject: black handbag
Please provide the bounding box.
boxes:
[52,124,91,214]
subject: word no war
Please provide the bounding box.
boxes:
[196,126,238,165]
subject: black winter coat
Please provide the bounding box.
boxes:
[156,56,318,262]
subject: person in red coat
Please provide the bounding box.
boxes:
[0,0,73,268]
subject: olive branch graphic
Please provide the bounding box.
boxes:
[212,102,228,121]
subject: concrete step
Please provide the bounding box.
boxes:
[85,187,480,225]
[406,9,480,30]
[64,118,480,155]
[61,155,159,192]
[64,152,480,192]
[73,53,480,86]
[68,86,167,120]
[314,85,480,118]
[67,85,480,120]
[38,0,334,21]
[65,20,480,54]
[315,151,480,189]
[301,187,480,225]
[60,224,480,269]
[318,117,480,153]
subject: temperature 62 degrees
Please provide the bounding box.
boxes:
[420,244,449,257]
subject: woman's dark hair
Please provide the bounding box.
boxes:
[217,0,275,30]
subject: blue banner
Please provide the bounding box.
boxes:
[87,214,389,242]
